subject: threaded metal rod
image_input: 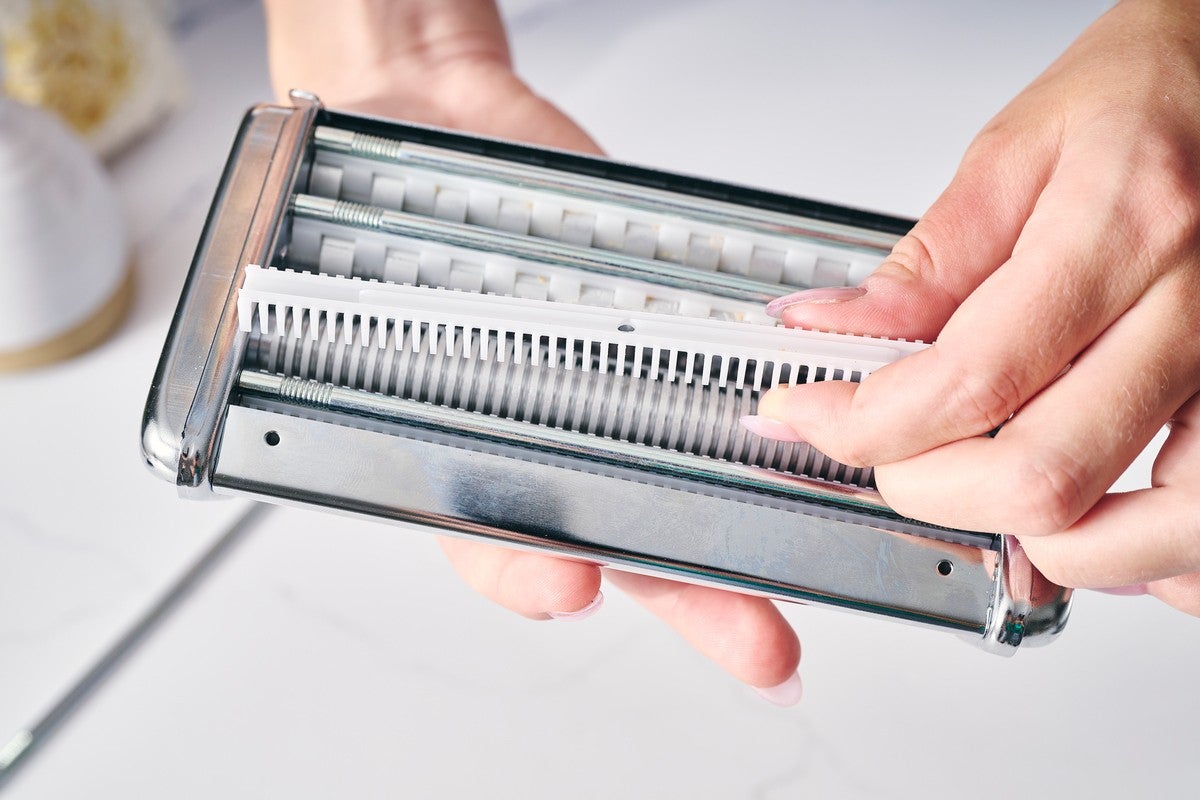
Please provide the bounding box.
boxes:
[243,315,871,487]
[290,194,787,305]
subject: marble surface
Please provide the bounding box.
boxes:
[4,1,1200,798]
[0,0,263,764]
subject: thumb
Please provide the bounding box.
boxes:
[769,127,1055,340]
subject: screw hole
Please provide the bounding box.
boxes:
[264,431,281,447]
[936,559,953,577]
[617,322,636,333]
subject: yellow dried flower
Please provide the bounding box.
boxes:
[2,0,136,134]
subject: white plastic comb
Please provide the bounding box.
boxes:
[238,264,926,393]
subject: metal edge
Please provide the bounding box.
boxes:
[140,110,259,483]
[140,91,322,492]
[210,406,998,636]
[319,109,916,243]
[236,371,1001,552]
[980,535,1073,653]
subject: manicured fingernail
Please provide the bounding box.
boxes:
[739,415,805,442]
[755,673,803,707]
[765,286,866,318]
[1094,584,1148,597]
[548,591,604,621]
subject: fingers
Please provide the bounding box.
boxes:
[1018,487,1200,589]
[867,283,1200,533]
[759,161,1180,469]
[439,539,803,692]
[1153,393,1200,487]
[603,570,801,691]
[1015,395,1200,597]
[438,537,602,620]
[774,119,1056,341]
[1147,572,1200,617]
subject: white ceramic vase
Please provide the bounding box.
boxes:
[0,98,130,370]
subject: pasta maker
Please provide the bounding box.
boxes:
[142,92,1071,652]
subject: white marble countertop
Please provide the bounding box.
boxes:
[3,1,1198,798]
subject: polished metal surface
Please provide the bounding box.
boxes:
[141,91,320,492]
[213,403,1001,634]
[227,373,1073,648]
[241,314,876,486]
[141,98,1073,650]
[236,371,993,548]
[983,537,1073,650]
[290,194,789,304]
[313,125,899,255]
[0,504,269,789]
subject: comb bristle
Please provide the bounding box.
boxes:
[238,263,931,487]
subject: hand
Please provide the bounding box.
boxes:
[265,0,803,701]
[750,0,1200,614]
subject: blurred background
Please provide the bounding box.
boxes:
[3,1,1197,798]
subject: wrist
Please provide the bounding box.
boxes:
[263,0,512,108]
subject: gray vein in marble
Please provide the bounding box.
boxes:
[0,509,153,644]
[749,713,894,799]
[531,628,646,694]
[0,507,146,584]
[265,578,644,699]
[267,582,485,689]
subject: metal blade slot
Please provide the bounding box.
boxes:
[311,126,892,288]
[237,265,925,394]
[291,194,789,305]
[285,216,777,324]
[243,313,870,486]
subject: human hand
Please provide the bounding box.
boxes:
[264,0,803,702]
[748,0,1200,614]
[263,0,597,151]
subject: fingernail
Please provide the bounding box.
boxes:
[547,591,605,621]
[739,415,805,442]
[755,673,804,707]
[1094,584,1148,597]
[765,286,866,318]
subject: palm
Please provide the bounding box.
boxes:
[344,63,803,694]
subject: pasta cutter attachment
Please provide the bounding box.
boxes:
[142,91,1071,653]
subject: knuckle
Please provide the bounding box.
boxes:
[837,449,872,470]
[877,231,936,283]
[833,392,888,467]
[966,117,1028,162]
[1112,128,1200,268]
[833,435,876,469]
[959,115,1051,187]
[944,367,1025,436]
[868,229,962,315]
[1134,192,1200,269]
[1011,451,1089,536]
